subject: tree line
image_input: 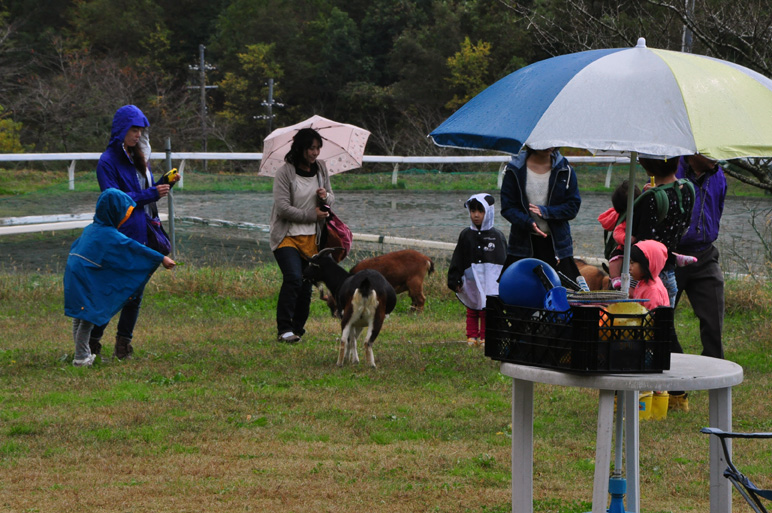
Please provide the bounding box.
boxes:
[0,0,771,186]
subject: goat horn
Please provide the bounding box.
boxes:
[316,247,342,258]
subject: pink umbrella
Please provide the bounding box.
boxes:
[258,115,371,176]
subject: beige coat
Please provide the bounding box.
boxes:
[269,160,335,252]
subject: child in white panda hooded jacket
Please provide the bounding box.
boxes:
[448,193,507,347]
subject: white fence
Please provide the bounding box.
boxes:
[0,152,631,189]
[0,152,627,266]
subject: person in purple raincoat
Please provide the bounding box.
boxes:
[94,105,175,359]
[674,155,728,360]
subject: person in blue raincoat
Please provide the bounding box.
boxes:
[95,104,177,359]
[500,147,588,291]
[64,189,176,366]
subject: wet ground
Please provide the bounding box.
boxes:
[1,189,771,274]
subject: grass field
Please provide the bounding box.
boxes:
[1,262,771,513]
[1,167,771,512]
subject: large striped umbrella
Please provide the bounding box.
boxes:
[430,38,772,161]
[430,37,772,293]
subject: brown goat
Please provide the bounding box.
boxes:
[576,258,610,291]
[320,249,434,315]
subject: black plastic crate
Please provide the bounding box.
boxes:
[484,295,672,373]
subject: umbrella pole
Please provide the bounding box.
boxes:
[620,152,637,295]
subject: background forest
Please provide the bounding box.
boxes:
[1,0,772,175]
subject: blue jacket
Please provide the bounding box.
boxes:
[96,105,156,244]
[500,149,581,260]
[64,189,164,326]
[676,157,727,253]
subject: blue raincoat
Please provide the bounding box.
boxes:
[96,105,157,244]
[501,149,581,260]
[64,189,164,325]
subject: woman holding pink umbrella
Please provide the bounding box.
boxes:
[268,128,335,343]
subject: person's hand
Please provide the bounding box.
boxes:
[315,207,330,221]
[162,256,176,269]
[316,188,328,201]
[531,222,548,238]
[156,184,171,198]
[528,203,543,217]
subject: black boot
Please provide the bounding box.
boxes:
[89,337,102,359]
[114,335,134,360]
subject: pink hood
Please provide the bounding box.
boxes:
[636,239,667,277]
[631,239,670,308]
[597,207,620,231]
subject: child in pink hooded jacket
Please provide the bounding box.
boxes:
[629,239,670,309]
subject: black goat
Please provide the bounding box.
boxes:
[320,249,435,315]
[303,248,397,367]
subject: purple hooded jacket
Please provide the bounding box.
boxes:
[96,105,158,244]
[675,156,727,253]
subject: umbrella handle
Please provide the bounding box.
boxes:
[533,265,555,292]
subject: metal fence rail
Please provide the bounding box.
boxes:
[0,152,631,189]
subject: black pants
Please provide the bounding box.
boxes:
[90,285,144,340]
[273,246,313,337]
[675,245,725,359]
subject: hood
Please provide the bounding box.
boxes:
[109,105,149,147]
[597,207,620,231]
[465,193,496,231]
[508,147,567,171]
[94,188,136,229]
[635,239,667,277]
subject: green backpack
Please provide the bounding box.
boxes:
[603,178,694,261]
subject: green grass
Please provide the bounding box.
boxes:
[0,264,771,512]
[1,164,771,511]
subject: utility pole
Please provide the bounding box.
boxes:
[188,44,218,169]
[256,78,284,137]
[199,44,207,153]
[681,0,695,53]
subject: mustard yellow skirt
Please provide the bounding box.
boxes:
[277,234,318,260]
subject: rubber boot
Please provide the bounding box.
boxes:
[89,336,102,359]
[114,335,134,360]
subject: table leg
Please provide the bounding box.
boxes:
[709,387,732,513]
[592,389,615,513]
[512,378,534,513]
[624,391,640,513]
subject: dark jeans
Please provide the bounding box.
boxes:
[90,286,144,340]
[274,246,313,337]
[675,244,725,359]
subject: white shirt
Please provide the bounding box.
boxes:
[526,167,551,234]
[287,174,318,237]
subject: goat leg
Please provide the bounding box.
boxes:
[338,321,351,367]
[407,278,426,313]
[364,312,386,368]
[365,343,376,368]
[349,327,362,364]
[337,337,346,367]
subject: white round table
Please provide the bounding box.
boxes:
[499,353,744,513]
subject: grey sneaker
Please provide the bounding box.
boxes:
[73,354,96,367]
[278,332,301,343]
